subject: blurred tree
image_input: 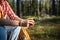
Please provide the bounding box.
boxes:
[55,0,59,16]
[32,0,38,16]
[49,0,52,16]
[25,0,31,16]
[17,0,22,18]
[58,0,60,16]
[21,0,27,16]
[40,0,46,17]
[51,0,57,15]
[26,0,32,16]
[45,0,50,14]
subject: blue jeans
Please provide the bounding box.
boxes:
[0,26,21,40]
[0,26,7,40]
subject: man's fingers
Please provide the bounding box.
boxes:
[26,19,35,23]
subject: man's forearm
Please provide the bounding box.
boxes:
[0,19,19,26]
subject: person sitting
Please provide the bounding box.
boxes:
[0,0,35,40]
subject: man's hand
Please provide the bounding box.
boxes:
[27,20,35,28]
[20,20,35,28]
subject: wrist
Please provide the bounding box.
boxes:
[19,20,22,26]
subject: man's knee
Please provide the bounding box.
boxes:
[9,26,21,40]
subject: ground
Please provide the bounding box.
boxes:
[26,16,60,40]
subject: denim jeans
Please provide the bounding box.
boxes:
[0,26,21,40]
[0,26,7,40]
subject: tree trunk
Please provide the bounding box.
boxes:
[51,0,57,16]
[17,0,22,18]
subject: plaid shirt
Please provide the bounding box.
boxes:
[0,1,17,20]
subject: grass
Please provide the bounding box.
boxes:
[24,16,60,40]
[28,24,60,40]
[22,16,60,40]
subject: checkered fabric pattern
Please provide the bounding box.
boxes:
[0,1,16,20]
